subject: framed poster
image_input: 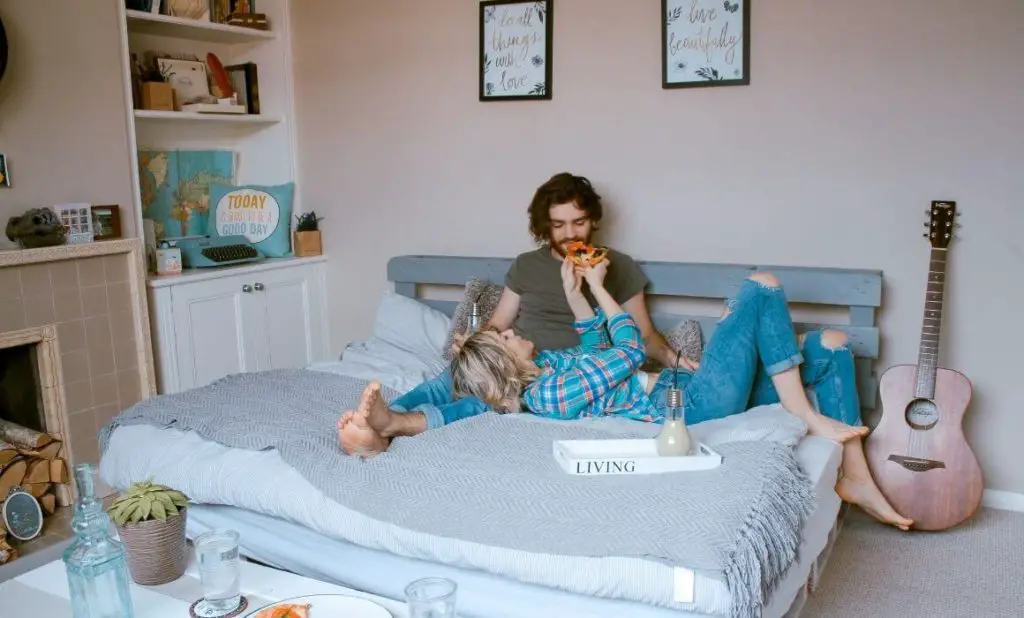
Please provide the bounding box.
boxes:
[479,0,553,101]
[662,0,750,89]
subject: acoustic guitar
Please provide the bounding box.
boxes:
[865,201,983,531]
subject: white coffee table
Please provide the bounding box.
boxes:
[0,548,408,617]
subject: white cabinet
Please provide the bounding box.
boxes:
[147,257,331,394]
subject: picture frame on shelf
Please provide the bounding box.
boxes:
[156,57,211,109]
[661,0,750,89]
[479,0,553,101]
[225,62,260,114]
[91,205,123,240]
[54,203,95,245]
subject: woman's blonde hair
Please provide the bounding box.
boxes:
[449,331,541,413]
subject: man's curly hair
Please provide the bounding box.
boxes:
[527,172,603,244]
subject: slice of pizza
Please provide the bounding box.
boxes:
[252,601,312,618]
[566,240,609,267]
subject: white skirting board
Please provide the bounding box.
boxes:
[982,489,1024,512]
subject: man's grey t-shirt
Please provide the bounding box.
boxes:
[505,246,649,351]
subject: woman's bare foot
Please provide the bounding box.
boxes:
[337,408,389,458]
[804,414,870,444]
[358,381,395,435]
[836,476,914,531]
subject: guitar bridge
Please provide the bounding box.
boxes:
[888,454,946,472]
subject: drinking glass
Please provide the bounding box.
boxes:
[405,577,458,618]
[195,529,242,614]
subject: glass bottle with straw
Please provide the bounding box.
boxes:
[656,351,693,456]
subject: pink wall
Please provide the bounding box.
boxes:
[293,0,1024,493]
[0,0,136,246]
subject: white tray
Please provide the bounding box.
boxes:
[553,438,722,476]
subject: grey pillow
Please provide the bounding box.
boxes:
[664,319,704,363]
[442,278,504,361]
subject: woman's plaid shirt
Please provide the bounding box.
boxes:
[521,310,653,420]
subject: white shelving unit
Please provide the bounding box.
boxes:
[114,3,331,396]
[116,1,301,244]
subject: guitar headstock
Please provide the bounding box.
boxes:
[924,200,959,248]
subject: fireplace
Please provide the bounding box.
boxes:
[0,325,74,507]
[0,240,157,571]
[0,344,44,433]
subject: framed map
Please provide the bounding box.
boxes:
[480,0,552,101]
[137,149,235,240]
[662,0,750,89]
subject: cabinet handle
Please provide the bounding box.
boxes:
[242,284,253,293]
[254,282,265,291]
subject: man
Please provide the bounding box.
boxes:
[485,172,696,370]
[338,172,697,453]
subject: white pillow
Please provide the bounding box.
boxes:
[370,291,451,361]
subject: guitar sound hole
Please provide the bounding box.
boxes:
[905,398,939,430]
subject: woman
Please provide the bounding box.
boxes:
[338,257,913,530]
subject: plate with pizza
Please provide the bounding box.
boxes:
[249,594,392,618]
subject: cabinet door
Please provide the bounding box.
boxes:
[170,275,262,391]
[248,265,327,371]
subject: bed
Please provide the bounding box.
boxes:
[99,254,884,618]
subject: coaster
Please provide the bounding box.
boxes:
[189,595,249,618]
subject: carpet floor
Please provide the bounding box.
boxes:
[801,506,1024,617]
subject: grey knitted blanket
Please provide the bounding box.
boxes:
[99,369,814,618]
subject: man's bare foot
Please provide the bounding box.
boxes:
[836,476,914,531]
[357,381,395,435]
[804,414,869,444]
[337,408,389,458]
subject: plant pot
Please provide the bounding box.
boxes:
[293,230,322,257]
[117,508,188,585]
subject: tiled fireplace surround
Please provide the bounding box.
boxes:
[0,240,156,484]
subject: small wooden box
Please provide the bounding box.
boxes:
[141,82,174,111]
[293,231,321,257]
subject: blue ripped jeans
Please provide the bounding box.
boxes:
[648,277,862,426]
[388,368,488,430]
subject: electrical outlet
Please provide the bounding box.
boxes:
[0,153,9,187]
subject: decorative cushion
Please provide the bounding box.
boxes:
[442,278,504,361]
[208,182,294,258]
[663,319,704,363]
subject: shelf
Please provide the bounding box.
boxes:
[125,9,275,44]
[134,109,282,125]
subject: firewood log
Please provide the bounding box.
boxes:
[23,458,50,484]
[24,482,50,499]
[0,458,27,499]
[17,441,62,460]
[39,493,56,515]
[0,441,17,466]
[50,459,68,483]
[0,538,17,565]
[0,419,53,449]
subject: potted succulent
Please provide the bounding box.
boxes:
[293,211,323,257]
[106,480,190,585]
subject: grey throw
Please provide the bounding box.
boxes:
[99,369,814,618]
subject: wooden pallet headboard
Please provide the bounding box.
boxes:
[386,255,883,410]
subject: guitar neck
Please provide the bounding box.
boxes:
[916,247,947,398]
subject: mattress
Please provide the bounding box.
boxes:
[100,422,842,618]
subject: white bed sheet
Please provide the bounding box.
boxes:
[101,423,841,618]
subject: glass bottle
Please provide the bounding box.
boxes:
[467,301,482,333]
[656,387,692,456]
[62,463,135,618]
